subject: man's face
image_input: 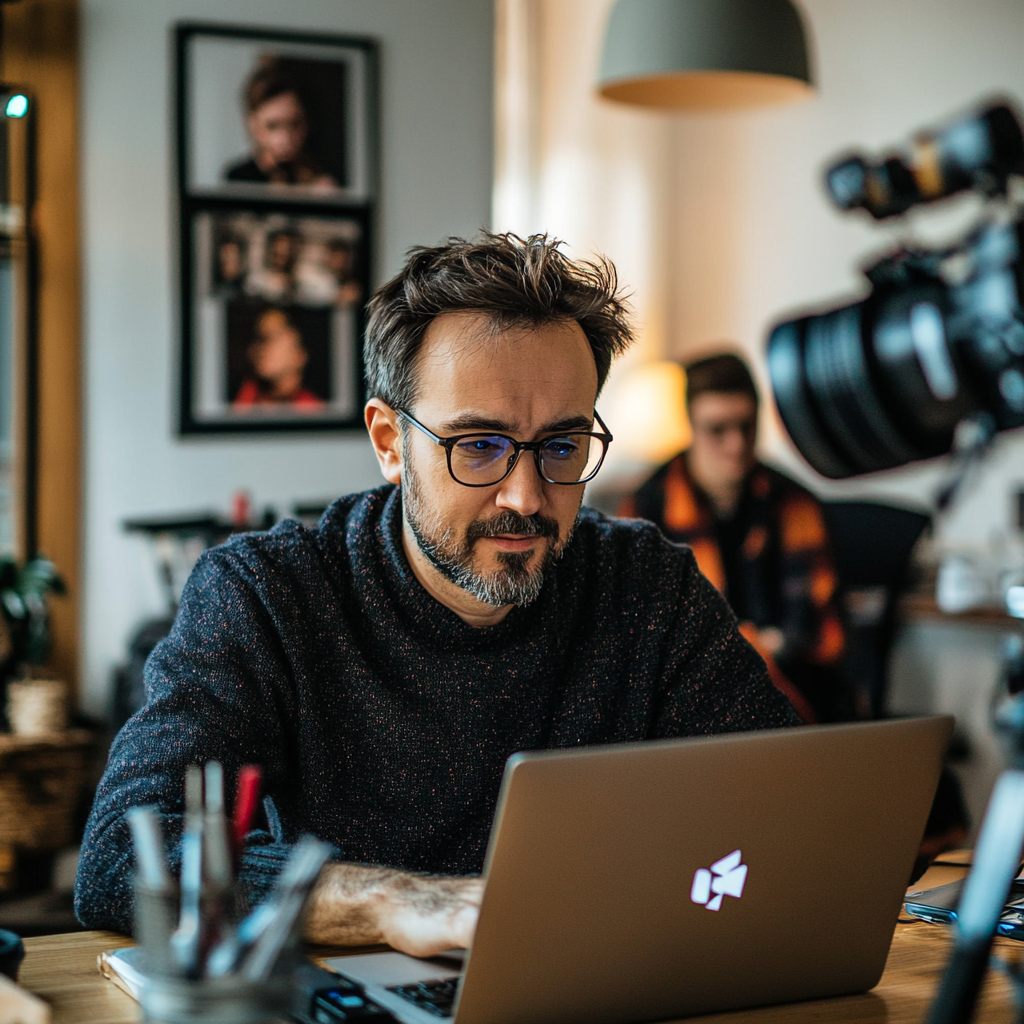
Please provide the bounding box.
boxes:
[687,391,758,488]
[400,312,599,608]
[248,91,308,167]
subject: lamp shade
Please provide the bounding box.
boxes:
[608,361,691,464]
[598,0,813,111]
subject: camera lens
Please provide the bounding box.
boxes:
[767,317,854,479]
[824,102,1024,219]
[768,285,973,478]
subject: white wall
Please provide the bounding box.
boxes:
[668,0,1024,543]
[80,0,494,718]
[494,0,1024,546]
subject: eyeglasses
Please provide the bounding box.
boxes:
[691,416,757,442]
[397,409,614,487]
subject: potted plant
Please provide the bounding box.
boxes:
[0,556,68,734]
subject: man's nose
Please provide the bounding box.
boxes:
[493,450,545,516]
[723,429,747,454]
[723,425,754,455]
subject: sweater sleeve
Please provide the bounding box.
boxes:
[74,543,307,935]
[652,541,802,736]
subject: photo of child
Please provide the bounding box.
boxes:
[185,208,368,431]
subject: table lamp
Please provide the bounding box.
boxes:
[609,360,691,465]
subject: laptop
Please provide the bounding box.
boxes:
[326,716,953,1024]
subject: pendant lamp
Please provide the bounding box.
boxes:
[598,0,813,111]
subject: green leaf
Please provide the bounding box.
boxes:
[1,591,25,620]
[17,557,65,599]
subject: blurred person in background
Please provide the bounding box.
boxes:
[620,353,845,722]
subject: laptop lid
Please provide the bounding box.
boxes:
[453,716,952,1024]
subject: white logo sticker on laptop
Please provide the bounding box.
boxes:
[690,850,748,911]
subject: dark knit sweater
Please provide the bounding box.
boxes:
[75,485,797,934]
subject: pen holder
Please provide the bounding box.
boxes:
[133,879,180,977]
[138,972,294,1024]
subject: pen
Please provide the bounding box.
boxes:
[231,764,262,863]
[171,765,204,976]
[203,761,232,888]
[241,836,332,980]
[127,806,170,892]
[208,834,330,978]
[205,901,277,977]
[200,761,234,965]
[128,805,177,971]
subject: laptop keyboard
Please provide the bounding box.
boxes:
[388,979,460,1018]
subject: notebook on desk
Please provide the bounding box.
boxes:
[326,716,953,1024]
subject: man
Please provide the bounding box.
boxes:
[621,354,845,721]
[76,235,798,956]
[224,61,335,190]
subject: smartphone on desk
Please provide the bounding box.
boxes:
[905,878,1024,939]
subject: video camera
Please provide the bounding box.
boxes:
[767,102,1024,1024]
[767,99,1024,480]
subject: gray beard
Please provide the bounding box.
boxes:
[402,455,573,608]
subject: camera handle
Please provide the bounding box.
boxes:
[924,764,1024,1024]
[934,414,997,514]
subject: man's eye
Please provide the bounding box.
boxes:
[542,438,581,459]
[455,437,507,459]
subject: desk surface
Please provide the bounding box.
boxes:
[17,855,1020,1024]
[898,592,1021,628]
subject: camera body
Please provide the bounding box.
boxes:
[768,101,1024,479]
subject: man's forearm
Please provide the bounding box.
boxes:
[305,862,484,957]
[305,863,408,944]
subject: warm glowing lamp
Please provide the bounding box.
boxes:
[597,0,813,111]
[609,361,691,464]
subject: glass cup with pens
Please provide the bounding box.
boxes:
[128,762,331,1024]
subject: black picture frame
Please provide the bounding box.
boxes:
[175,23,377,436]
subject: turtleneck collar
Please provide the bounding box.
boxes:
[335,484,554,652]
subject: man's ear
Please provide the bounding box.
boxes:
[365,399,403,485]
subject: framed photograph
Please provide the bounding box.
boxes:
[175,22,377,435]
[176,23,377,204]
[179,204,370,434]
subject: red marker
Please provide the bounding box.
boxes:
[231,765,263,863]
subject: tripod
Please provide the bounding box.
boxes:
[925,629,1024,1024]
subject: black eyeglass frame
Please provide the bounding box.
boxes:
[396,409,614,488]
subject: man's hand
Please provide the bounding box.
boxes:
[305,863,484,957]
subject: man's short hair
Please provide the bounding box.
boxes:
[364,232,634,410]
[684,353,759,408]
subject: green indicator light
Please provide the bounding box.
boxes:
[5,95,29,119]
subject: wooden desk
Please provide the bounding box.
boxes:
[15,856,1020,1024]
[898,592,1021,629]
